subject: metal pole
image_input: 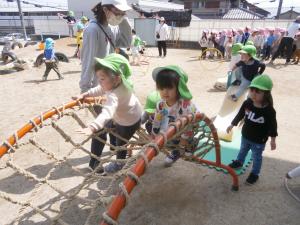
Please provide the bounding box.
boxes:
[276,0,283,19]
[16,0,28,40]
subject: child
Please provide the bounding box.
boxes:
[229,45,266,101]
[199,31,208,59]
[141,90,161,134]
[227,43,243,88]
[226,74,277,185]
[292,32,300,64]
[74,23,84,58]
[131,29,142,66]
[42,38,63,81]
[262,29,276,60]
[151,65,199,167]
[73,53,142,173]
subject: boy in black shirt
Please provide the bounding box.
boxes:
[227,75,277,185]
[229,45,265,101]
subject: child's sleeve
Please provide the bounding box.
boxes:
[87,85,105,97]
[231,100,247,126]
[235,60,243,67]
[89,93,118,131]
[258,61,266,74]
[152,101,169,135]
[180,100,198,140]
[268,108,278,138]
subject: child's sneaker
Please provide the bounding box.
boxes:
[104,162,124,174]
[228,160,243,169]
[246,173,259,185]
[230,94,238,102]
[164,151,180,167]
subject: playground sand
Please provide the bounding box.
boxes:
[0,38,300,225]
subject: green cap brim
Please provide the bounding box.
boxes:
[95,57,133,91]
[152,66,192,100]
[249,84,269,91]
[145,108,156,113]
[238,50,258,60]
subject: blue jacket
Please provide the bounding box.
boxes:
[44,49,55,60]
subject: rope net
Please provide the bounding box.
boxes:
[0,99,229,225]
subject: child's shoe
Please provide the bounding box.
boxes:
[246,173,259,185]
[230,94,238,102]
[164,151,180,167]
[42,76,47,81]
[228,160,243,169]
[104,162,125,173]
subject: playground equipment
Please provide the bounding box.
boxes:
[0,98,238,225]
[35,52,69,67]
[285,166,300,203]
[213,85,247,142]
[1,38,17,64]
[199,47,225,71]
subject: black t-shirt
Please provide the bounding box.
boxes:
[231,98,278,144]
[236,59,266,81]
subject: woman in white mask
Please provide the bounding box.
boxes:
[80,0,132,93]
[79,0,132,173]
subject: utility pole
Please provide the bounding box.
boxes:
[289,6,294,19]
[276,0,283,19]
[16,0,28,40]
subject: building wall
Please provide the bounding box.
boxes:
[278,11,300,20]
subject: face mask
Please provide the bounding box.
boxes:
[107,13,124,26]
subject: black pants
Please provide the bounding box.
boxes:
[43,62,61,79]
[264,45,272,60]
[89,119,141,168]
[272,37,294,62]
[201,47,207,58]
[157,41,167,56]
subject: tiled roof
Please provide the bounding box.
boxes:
[223,7,265,20]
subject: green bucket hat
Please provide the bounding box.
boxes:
[245,40,254,46]
[152,65,193,100]
[238,45,257,60]
[145,91,161,113]
[95,53,133,91]
[249,74,273,91]
[81,16,88,22]
[68,11,74,17]
[232,43,243,56]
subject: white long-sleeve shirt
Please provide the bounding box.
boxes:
[87,83,142,130]
[155,23,169,41]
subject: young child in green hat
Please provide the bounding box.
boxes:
[151,65,199,167]
[73,53,142,173]
[229,45,266,101]
[141,90,161,134]
[226,74,277,185]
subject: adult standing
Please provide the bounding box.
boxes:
[155,17,169,57]
[79,0,132,93]
[79,0,132,172]
[58,11,76,37]
[270,16,300,64]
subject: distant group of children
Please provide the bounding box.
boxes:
[199,19,300,64]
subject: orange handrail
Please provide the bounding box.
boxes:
[100,112,239,225]
[0,98,101,158]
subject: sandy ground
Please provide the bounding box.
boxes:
[0,38,300,225]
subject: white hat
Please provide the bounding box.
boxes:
[102,0,131,11]
[159,17,165,21]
